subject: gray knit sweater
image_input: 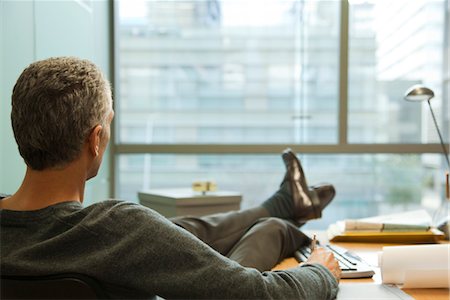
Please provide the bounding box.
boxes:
[0,200,338,299]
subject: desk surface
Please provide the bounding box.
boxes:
[272,233,449,300]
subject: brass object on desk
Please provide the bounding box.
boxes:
[192,181,217,193]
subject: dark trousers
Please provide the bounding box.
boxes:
[171,208,311,272]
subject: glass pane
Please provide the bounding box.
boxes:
[348,0,448,144]
[116,153,444,229]
[116,0,340,144]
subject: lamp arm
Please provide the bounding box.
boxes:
[427,100,450,170]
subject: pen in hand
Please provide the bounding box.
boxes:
[310,234,317,252]
[306,234,341,281]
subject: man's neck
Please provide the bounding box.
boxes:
[0,164,87,211]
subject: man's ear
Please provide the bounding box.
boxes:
[88,125,103,157]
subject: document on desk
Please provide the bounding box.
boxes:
[379,244,450,288]
[337,284,414,300]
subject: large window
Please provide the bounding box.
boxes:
[117,1,340,145]
[114,0,449,228]
[348,0,447,144]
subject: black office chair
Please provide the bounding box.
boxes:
[1,273,109,299]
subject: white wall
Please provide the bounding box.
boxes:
[0,0,111,205]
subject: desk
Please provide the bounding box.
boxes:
[272,233,449,300]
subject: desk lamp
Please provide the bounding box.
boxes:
[404,84,450,238]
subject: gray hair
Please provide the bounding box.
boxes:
[11,57,112,170]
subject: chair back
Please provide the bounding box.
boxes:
[1,274,108,299]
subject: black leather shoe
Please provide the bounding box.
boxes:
[309,183,335,218]
[281,148,335,223]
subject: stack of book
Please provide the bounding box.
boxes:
[327,210,445,243]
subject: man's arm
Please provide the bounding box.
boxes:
[93,201,338,299]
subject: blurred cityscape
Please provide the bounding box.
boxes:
[115,0,448,228]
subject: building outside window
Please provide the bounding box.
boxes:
[114,0,449,228]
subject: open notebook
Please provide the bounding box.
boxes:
[327,210,445,243]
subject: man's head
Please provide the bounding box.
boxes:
[11,57,113,175]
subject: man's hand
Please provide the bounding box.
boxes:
[306,247,342,281]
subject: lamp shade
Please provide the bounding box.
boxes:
[404,84,435,102]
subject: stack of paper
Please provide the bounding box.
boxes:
[327,210,445,243]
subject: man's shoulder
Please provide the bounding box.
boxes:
[79,200,175,241]
[89,199,156,213]
[83,200,169,226]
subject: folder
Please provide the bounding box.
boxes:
[328,225,444,243]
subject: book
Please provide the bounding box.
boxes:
[328,210,445,243]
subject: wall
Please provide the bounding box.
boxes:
[0,0,111,205]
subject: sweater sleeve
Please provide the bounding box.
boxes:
[87,202,339,299]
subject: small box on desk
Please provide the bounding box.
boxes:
[138,188,242,218]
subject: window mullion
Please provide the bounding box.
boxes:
[338,0,350,146]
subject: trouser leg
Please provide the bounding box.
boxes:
[225,218,311,272]
[170,207,269,255]
[171,209,311,272]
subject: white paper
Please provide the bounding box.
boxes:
[379,244,450,288]
[361,210,431,226]
[403,269,449,288]
[337,284,414,299]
